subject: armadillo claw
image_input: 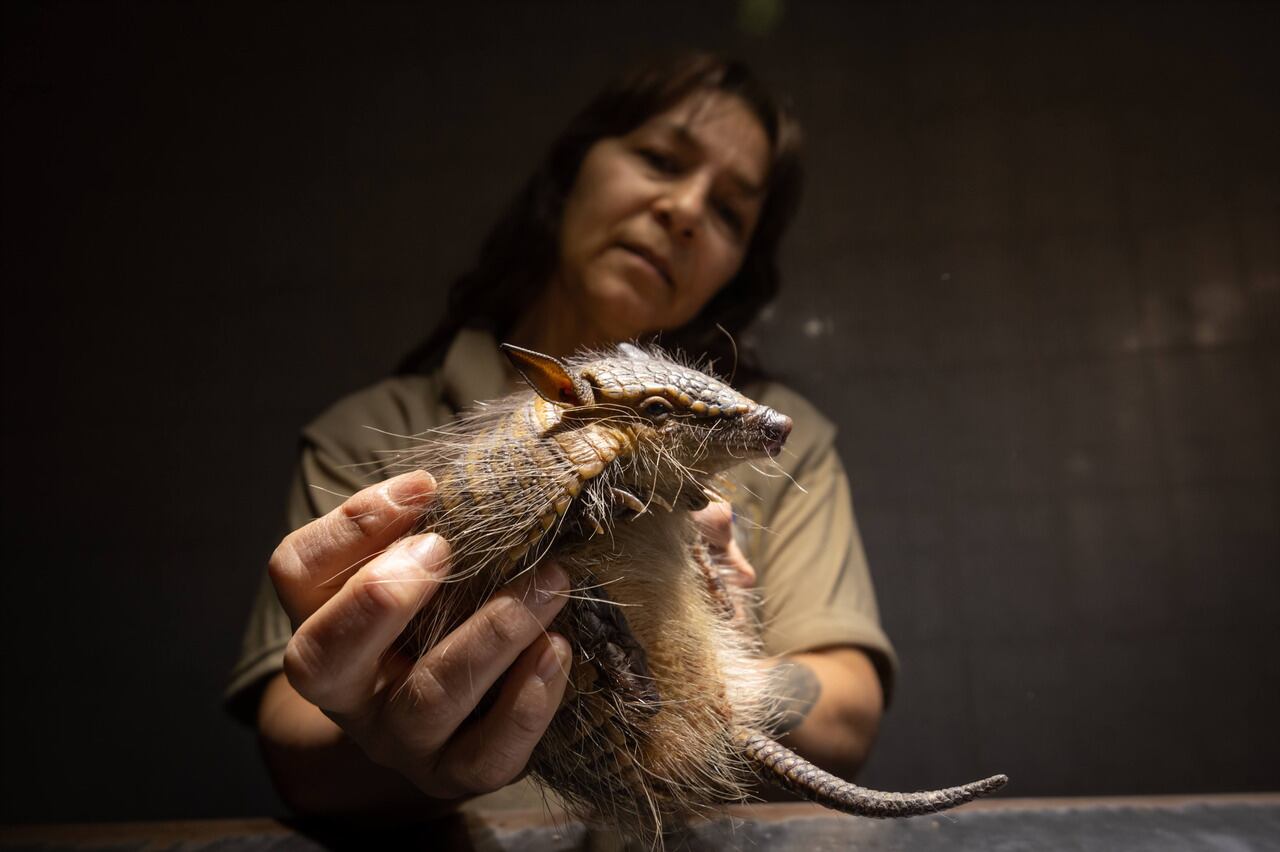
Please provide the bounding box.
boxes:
[609,486,648,518]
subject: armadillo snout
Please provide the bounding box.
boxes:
[758,407,793,457]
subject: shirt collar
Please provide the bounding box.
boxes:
[440,327,520,412]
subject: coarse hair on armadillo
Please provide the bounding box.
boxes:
[379,344,778,835]
[377,342,1006,845]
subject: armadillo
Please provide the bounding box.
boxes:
[389,342,1006,843]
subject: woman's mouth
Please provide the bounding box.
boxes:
[618,243,674,289]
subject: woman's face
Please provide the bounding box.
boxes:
[554,92,770,342]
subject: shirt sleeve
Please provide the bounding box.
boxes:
[223,375,444,725]
[222,459,328,726]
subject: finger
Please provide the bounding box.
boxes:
[284,532,450,715]
[386,560,570,754]
[720,539,757,590]
[692,501,734,552]
[692,502,754,588]
[431,632,572,797]
[270,470,436,625]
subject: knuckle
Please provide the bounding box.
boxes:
[339,477,429,542]
[479,597,529,650]
[347,567,409,622]
[505,699,551,741]
[338,493,393,541]
[457,753,521,795]
[400,662,462,728]
[281,633,326,703]
[267,537,304,590]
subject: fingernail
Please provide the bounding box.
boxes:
[388,471,435,507]
[532,561,569,607]
[537,635,571,682]
[410,533,445,565]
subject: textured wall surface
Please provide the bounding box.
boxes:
[2,0,1276,822]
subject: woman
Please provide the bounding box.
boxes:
[227,54,896,818]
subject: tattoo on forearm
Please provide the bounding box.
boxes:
[768,659,822,736]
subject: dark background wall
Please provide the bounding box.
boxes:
[2,0,1277,823]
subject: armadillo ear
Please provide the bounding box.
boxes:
[501,343,595,407]
[617,342,647,360]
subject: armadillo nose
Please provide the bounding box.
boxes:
[761,408,792,457]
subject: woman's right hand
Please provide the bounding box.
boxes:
[265,469,573,806]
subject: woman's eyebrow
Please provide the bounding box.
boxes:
[652,120,701,151]
[656,121,765,198]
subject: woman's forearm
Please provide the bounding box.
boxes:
[257,672,458,821]
[768,647,884,779]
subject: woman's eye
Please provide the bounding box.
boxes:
[715,200,744,234]
[639,148,680,174]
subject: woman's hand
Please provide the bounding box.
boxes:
[692,500,757,622]
[693,501,882,780]
[263,470,573,811]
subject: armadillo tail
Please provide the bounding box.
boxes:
[736,728,1008,818]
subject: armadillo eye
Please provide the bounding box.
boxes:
[641,396,673,420]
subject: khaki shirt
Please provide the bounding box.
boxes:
[226,329,897,808]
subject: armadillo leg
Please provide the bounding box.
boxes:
[736,729,1007,818]
[690,537,736,620]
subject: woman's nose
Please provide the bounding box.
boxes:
[654,175,708,240]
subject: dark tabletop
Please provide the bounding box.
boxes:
[3,795,1278,851]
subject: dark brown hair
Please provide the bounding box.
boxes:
[397,53,804,380]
